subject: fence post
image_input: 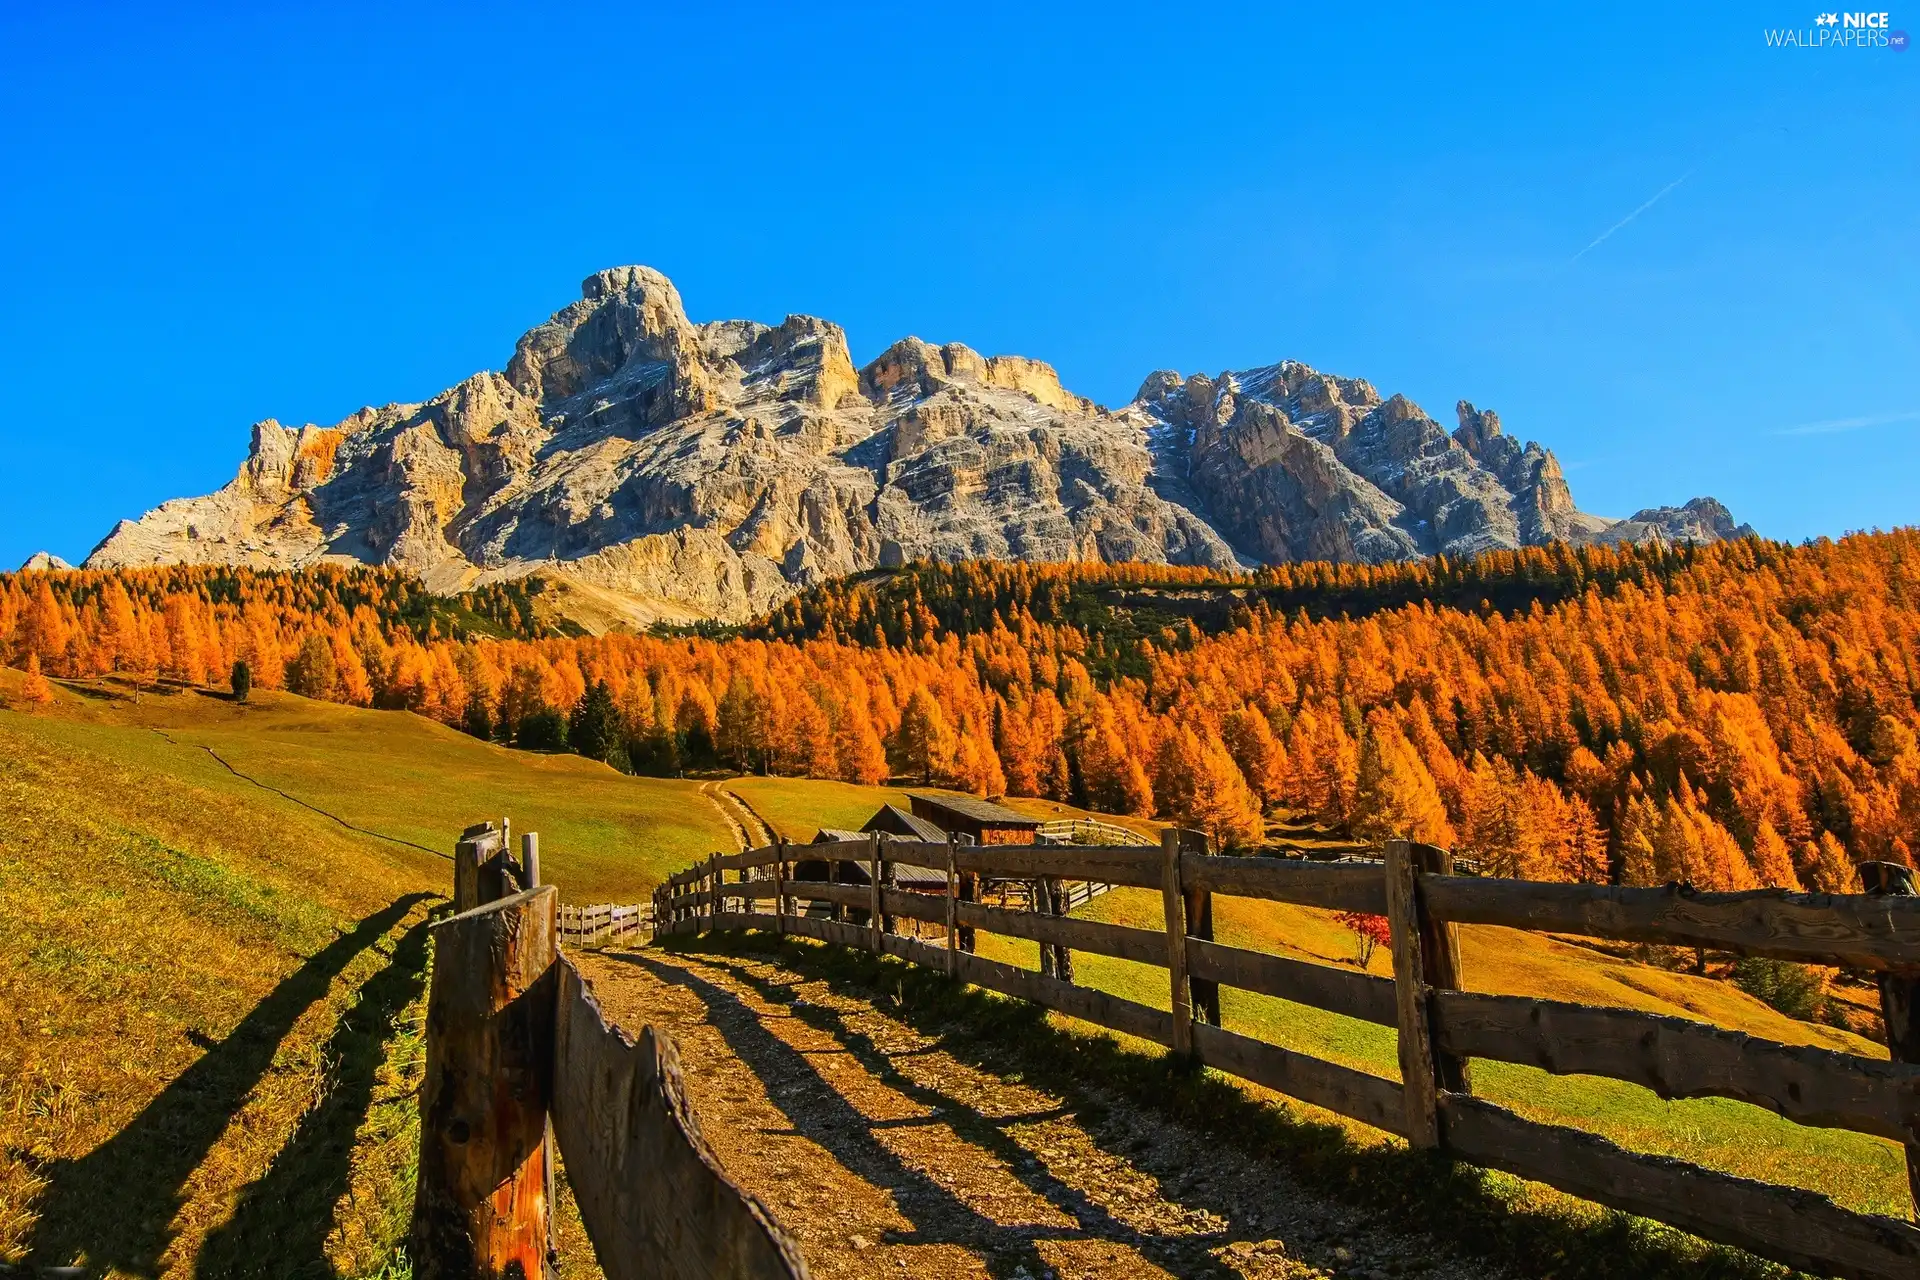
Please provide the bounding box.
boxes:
[521,832,540,891]
[944,835,960,976]
[411,885,557,1278]
[1412,842,1471,1095]
[956,835,978,953]
[1051,878,1075,984]
[1179,831,1219,1027]
[1033,878,1054,979]
[1386,838,1442,1147]
[879,841,896,937]
[867,832,884,952]
[1161,829,1194,1058]
[773,835,787,937]
[707,852,720,934]
[1859,860,1920,1210]
[454,824,495,914]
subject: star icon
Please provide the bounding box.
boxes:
[1817,11,1839,24]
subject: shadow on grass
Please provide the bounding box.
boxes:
[658,932,1790,1280]
[193,911,435,1277]
[22,893,434,1278]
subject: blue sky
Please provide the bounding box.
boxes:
[1,2,1914,568]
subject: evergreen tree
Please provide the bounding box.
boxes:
[230,659,252,703]
[569,680,620,763]
[516,707,568,752]
[462,691,493,741]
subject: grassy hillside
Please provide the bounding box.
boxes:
[48,682,734,903]
[0,674,729,1276]
[0,675,443,1275]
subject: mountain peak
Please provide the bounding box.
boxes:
[82,268,1748,626]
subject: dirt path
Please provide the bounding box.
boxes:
[573,944,1510,1280]
[699,779,774,849]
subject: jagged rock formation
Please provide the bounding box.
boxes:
[1591,497,1756,547]
[18,552,72,572]
[86,266,1744,625]
[1133,368,1615,563]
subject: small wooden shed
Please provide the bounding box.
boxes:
[907,793,1041,845]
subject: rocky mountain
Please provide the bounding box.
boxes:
[85,266,1747,626]
[18,552,72,572]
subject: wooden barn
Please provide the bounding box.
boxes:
[906,793,1041,845]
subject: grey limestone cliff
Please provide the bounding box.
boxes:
[86,266,1743,625]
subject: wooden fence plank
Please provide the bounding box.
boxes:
[412,886,557,1279]
[1432,989,1920,1143]
[779,913,876,952]
[1421,875,1920,971]
[953,844,1162,889]
[552,958,808,1279]
[1439,1094,1920,1280]
[876,887,947,927]
[1190,1022,1406,1138]
[1181,853,1388,915]
[949,897,1166,966]
[716,845,781,874]
[953,949,1175,1047]
[1185,939,1398,1026]
[784,881,869,911]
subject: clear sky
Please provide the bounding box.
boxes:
[1,2,1914,568]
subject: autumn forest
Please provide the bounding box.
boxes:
[6,532,1919,897]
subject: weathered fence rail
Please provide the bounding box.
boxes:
[415,821,807,1279]
[654,831,1920,1280]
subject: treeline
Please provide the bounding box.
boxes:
[7,534,1920,894]
[754,541,1721,654]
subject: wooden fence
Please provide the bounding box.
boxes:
[1036,817,1155,847]
[653,831,1920,1280]
[560,901,649,947]
[412,822,809,1280]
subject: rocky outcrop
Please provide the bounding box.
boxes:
[1591,497,1756,547]
[18,552,72,572]
[85,266,1744,626]
[1133,363,1620,564]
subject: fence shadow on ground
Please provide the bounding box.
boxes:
[193,909,437,1277]
[621,948,1261,1278]
[21,893,434,1277]
[616,952,1069,1280]
[655,932,1788,1280]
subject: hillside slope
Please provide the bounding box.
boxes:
[0,675,729,1275]
[84,267,1744,625]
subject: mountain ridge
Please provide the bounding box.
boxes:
[86,265,1750,627]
